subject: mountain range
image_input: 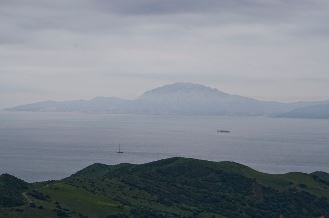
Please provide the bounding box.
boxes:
[277,103,329,119]
[6,83,329,118]
[1,157,329,217]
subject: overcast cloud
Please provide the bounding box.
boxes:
[1,0,329,108]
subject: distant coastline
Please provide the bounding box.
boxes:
[6,83,329,119]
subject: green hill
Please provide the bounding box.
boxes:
[1,157,329,217]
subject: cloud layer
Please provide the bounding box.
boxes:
[1,0,329,107]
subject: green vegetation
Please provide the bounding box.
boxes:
[1,157,329,217]
[0,174,28,207]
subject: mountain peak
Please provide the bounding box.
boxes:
[142,82,228,97]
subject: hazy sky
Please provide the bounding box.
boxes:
[1,0,329,108]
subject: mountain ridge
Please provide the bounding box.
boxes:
[141,82,229,97]
[5,83,329,117]
[277,103,329,119]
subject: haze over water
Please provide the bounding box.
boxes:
[1,111,329,182]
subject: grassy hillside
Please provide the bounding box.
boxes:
[1,157,329,217]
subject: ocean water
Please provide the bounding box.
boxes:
[0,111,329,182]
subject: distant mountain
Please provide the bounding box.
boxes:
[6,82,329,116]
[1,157,329,217]
[136,83,288,115]
[278,103,329,119]
[6,97,131,113]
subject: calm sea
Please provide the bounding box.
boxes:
[0,111,328,182]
